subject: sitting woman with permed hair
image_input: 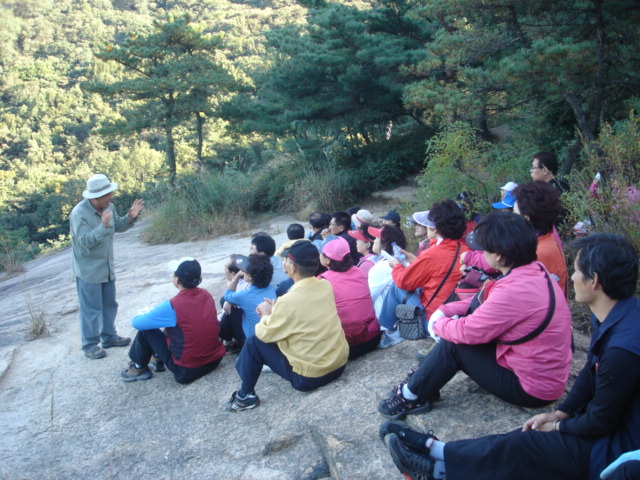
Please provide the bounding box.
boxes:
[377,199,469,348]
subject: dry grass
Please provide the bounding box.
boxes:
[25,291,49,340]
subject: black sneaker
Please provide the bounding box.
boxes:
[378,391,433,420]
[120,362,153,382]
[102,335,131,349]
[225,342,242,355]
[149,356,166,372]
[384,433,436,480]
[225,391,260,412]
[379,420,438,453]
[388,368,416,397]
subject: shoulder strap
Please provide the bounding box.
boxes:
[423,243,461,310]
[499,263,556,346]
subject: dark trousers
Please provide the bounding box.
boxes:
[236,335,345,395]
[445,428,593,480]
[219,306,246,345]
[407,340,549,408]
[128,329,221,384]
[348,333,382,360]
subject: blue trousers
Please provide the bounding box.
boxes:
[377,283,423,331]
[76,277,119,351]
[236,335,345,395]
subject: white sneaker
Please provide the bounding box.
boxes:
[379,329,404,349]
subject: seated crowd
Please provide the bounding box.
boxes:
[116,154,639,479]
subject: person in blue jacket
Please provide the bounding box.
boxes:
[379,233,640,480]
[120,258,225,384]
[219,254,276,353]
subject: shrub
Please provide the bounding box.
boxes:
[415,122,528,211]
[564,111,640,251]
[0,227,35,274]
[142,170,252,244]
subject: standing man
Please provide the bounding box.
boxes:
[70,174,144,359]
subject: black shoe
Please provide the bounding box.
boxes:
[388,368,416,397]
[149,356,166,372]
[378,390,433,420]
[379,420,438,453]
[102,335,131,349]
[225,342,242,355]
[384,433,436,480]
[225,391,260,412]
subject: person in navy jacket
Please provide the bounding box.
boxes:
[120,258,225,384]
[380,232,640,480]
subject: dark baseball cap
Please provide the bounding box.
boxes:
[284,240,319,267]
[168,257,202,286]
[381,211,401,223]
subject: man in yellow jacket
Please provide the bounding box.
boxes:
[226,240,349,411]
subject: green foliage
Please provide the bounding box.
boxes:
[142,170,252,244]
[86,13,250,179]
[0,226,38,274]
[564,110,640,251]
[416,122,527,211]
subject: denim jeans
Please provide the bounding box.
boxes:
[377,283,423,331]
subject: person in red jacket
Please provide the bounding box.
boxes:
[120,258,225,384]
[377,199,468,348]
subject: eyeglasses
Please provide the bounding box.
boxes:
[531,165,545,170]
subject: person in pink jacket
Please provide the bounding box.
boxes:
[319,236,381,359]
[378,211,573,419]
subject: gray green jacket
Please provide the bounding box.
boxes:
[70,199,134,283]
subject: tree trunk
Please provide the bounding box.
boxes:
[195,111,205,167]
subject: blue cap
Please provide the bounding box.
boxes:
[492,191,516,209]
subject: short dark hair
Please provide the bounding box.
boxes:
[292,261,319,278]
[251,234,276,257]
[473,211,538,268]
[572,233,638,299]
[246,253,274,289]
[429,199,467,240]
[380,225,407,255]
[309,212,330,230]
[534,151,559,176]
[287,223,305,240]
[347,206,360,216]
[326,254,354,272]
[512,181,561,235]
[331,211,351,230]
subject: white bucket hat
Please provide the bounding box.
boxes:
[83,174,118,199]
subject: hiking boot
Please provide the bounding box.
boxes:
[225,342,242,355]
[379,329,404,349]
[378,390,433,420]
[225,391,261,412]
[149,356,166,372]
[379,420,438,454]
[102,335,131,349]
[120,362,153,382]
[84,345,106,360]
[384,433,436,480]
